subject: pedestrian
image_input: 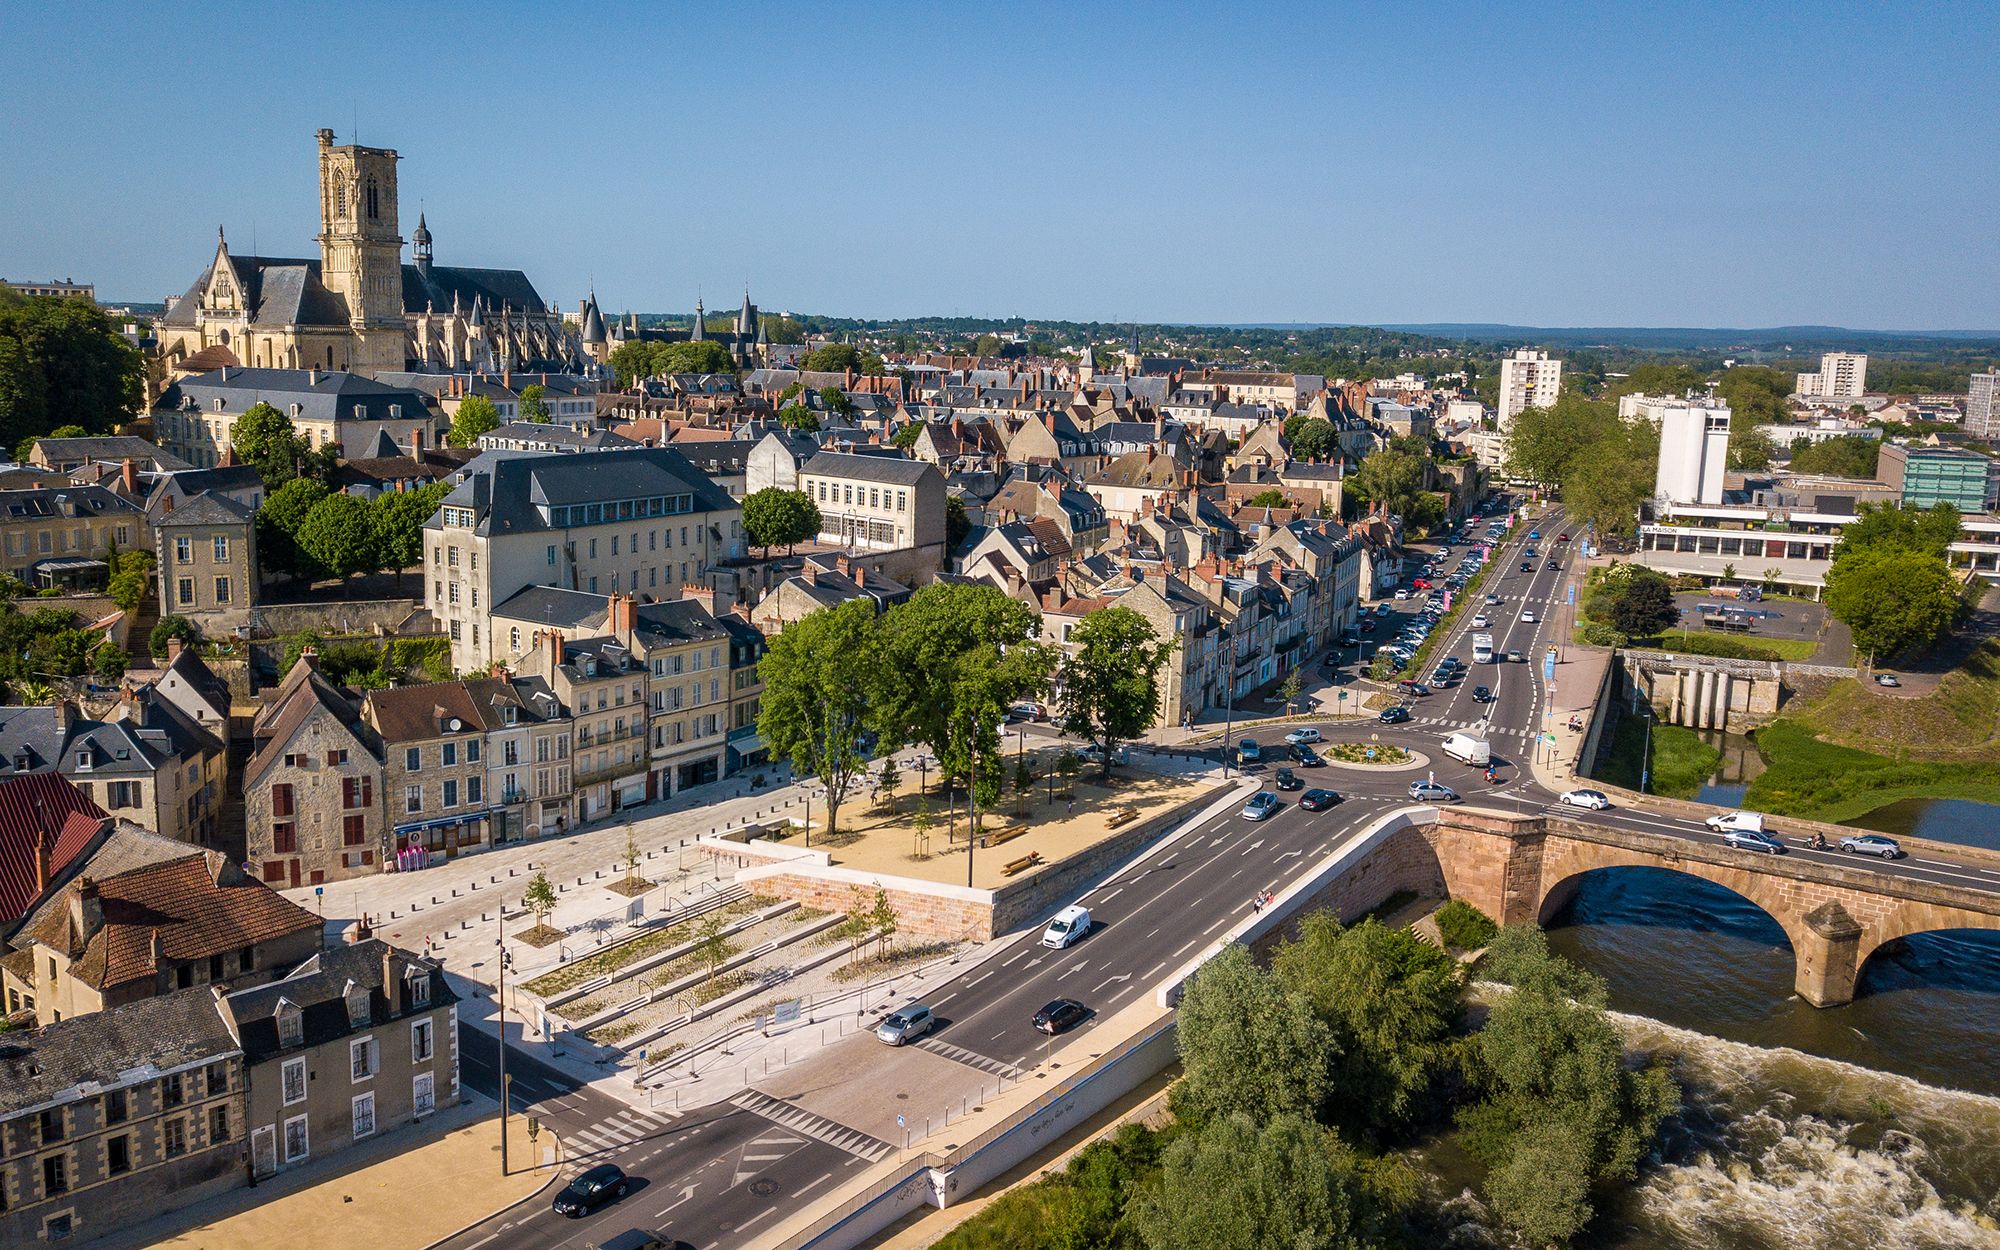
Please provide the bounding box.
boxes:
[1067,798,1075,818]
[1252,894,1263,914]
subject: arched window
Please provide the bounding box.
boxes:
[366,178,379,221]
[335,185,346,218]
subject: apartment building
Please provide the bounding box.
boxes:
[480,675,573,844]
[1795,351,1868,400]
[1654,398,1733,506]
[244,656,387,886]
[154,492,258,635]
[619,596,733,799]
[1878,444,2000,513]
[798,451,946,553]
[426,445,742,673]
[1497,349,1563,427]
[1966,370,1999,440]
[517,632,650,820]
[364,683,496,863]
[152,367,443,468]
[0,485,148,591]
[0,692,227,849]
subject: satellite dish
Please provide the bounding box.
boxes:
[448,718,462,732]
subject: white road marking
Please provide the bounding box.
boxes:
[798,1171,835,1198]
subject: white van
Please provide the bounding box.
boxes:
[1042,905,1091,949]
[1441,732,1492,766]
[1704,811,1764,834]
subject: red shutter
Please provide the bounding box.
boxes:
[272,784,295,818]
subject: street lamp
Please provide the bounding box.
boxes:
[496,911,512,1174]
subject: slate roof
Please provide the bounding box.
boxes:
[0,983,238,1113]
[362,681,489,744]
[149,465,266,507]
[17,849,318,993]
[164,252,548,328]
[0,707,65,776]
[0,484,147,525]
[152,489,253,529]
[477,422,637,452]
[31,437,191,472]
[156,369,436,428]
[492,584,611,631]
[0,773,107,923]
[631,599,728,650]
[222,938,454,1065]
[435,446,738,538]
[801,451,932,485]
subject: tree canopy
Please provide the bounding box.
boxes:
[1056,607,1175,769]
[741,487,820,553]
[0,293,144,451]
[1786,434,1880,477]
[1172,944,1333,1127]
[447,394,502,447]
[295,492,380,585]
[755,598,882,838]
[800,343,885,375]
[1606,570,1677,639]
[778,403,820,433]
[1825,547,1960,662]
[1346,449,1445,532]
[516,383,551,423]
[372,482,448,580]
[1131,1113,1381,1250]
[257,477,332,583]
[1289,417,1337,462]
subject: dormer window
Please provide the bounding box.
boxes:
[345,981,370,1028]
[406,966,430,1007]
[277,999,304,1048]
[74,750,91,772]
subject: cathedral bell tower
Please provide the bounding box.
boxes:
[315,128,406,376]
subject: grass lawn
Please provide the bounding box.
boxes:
[1743,718,2000,822]
[1598,714,1720,799]
[1787,641,2000,761]
[1626,632,1823,663]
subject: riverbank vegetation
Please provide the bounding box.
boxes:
[1599,715,1723,799]
[1743,719,2000,823]
[930,915,1676,1250]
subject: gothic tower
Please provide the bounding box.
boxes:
[315,128,406,375]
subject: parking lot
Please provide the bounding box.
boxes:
[1670,591,1828,645]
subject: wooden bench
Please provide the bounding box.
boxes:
[1105,807,1141,829]
[1001,851,1043,877]
[984,824,1030,849]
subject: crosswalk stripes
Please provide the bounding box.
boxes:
[731,1089,893,1162]
[561,1105,681,1156]
[1409,716,1532,740]
[913,1036,1028,1081]
[733,1127,808,1185]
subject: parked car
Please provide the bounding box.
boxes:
[1285,727,1323,745]
[1724,827,1787,854]
[1408,779,1460,803]
[1394,588,1412,600]
[1241,791,1282,820]
[1558,789,1611,810]
[1273,768,1303,791]
[1875,674,1901,687]
[1379,705,1412,724]
[1238,738,1262,763]
[1299,788,1340,811]
[1839,833,1904,859]
[554,1165,630,1218]
[1035,998,1088,1034]
[876,1004,937,1046]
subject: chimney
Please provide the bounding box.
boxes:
[219,364,230,382]
[382,944,400,1015]
[800,565,818,587]
[1005,566,1023,594]
[410,429,425,458]
[54,699,75,735]
[308,366,319,386]
[33,827,52,893]
[120,457,137,496]
[545,629,564,673]
[835,556,852,579]
[610,593,636,640]
[148,926,163,969]
[221,444,237,467]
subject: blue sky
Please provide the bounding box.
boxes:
[4,1,1997,328]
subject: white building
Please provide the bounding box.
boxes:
[1655,399,1732,506]
[1795,352,1868,400]
[1968,370,2000,440]
[1497,349,1562,426]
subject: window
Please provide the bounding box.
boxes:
[342,814,365,845]
[272,783,295,817]
[279,1001,304,1047]
[107,1134,131,1175]
[411,1017,434,1063]
[326,749,348,767]
[350,1036,378,1082]
[273,821,297,853]
[164,1117,187,1158]
[441,742,457,767]
[281,1056,307,1104]
[210,1104,230,1143]
[467,740,480,763]
[442,779,458,807]
[352,1092,376,1140]
[546,544,557,565]
[213,535,230,562]
[409,969,431,1006]
[206,1061,229,1094]
[39,1107,64,1144]
[342,775,371,808]
[406,748,420,771]
[467,776,481,804]
[44,1214,72,1242]
[283,1114,310,1163]
[178,577,195,605]
[412,1072,435,1117]
[175,536,192,563]
[510,627,521,650]
[104,1087,127,1124]
[42,1153,67,1196]
[162,1072,184,1108]
[406,785,422,814]
[214,575,231,604]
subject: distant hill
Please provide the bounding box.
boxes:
[1379,324,2000,352]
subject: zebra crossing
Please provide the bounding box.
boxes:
[1408,716,1534,740]
[913,1036,1028,1081]
[560,1104,682,1156]
[730,1089,893,1162]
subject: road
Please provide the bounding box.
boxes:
[443,501,2000,1250]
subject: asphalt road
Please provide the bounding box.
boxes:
[442,502,2000,1250]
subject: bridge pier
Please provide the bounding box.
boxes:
[1795,900,1864,1007]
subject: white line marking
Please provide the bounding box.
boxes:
[798,1171,834,1197]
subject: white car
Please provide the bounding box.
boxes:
[1394,588,1412,600]
[1470,613,1489,628]
[1284,727,1323,745]
[1558,789,1611,810]
[1520,610,1538,623]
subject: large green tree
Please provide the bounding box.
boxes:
[755,598,882,839]
[257,477,331,583]
[1824,547,1960,662]
[1172,945,1333,1128]
[516,384,551,423]
[0,292,144,450]
[1608,570,1678,638]
[1055,607,1175,773]
[1503,392,1621,488]
[447,394,502,447]
[1787,434,1880,477]
[1831,500,1960,562]
[741,487,821,554]
[371,482,448,588]
[1288,417,1337,462]
[1347,449,1444,531]
[295,492,382,587]
[1716,366,1792,470]
[1130,1113,1379,1250]
[1562,417,1658,535]
[800,343,884,375]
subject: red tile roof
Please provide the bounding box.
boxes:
[0,773,109,922]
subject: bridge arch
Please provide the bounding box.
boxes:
[1855,919,2000,990]
[1532,845,1817,964]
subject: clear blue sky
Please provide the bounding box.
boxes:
[5,1,1997,329]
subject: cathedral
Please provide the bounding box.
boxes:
[155,129,577,378]
[580,289,770,370]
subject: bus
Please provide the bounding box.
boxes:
[1472,633,1496,664]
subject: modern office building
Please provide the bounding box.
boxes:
[1877,443,2000,513]
[1496,349,1562,426]
[1654,398,1733,505]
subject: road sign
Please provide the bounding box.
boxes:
[314,886,324,897]
[773,999,801,1026]
[1566,584,1576,605]
[1543,652,1556,681]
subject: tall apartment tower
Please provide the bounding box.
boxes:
[1654,399,1733,506]
[1497,348,1562,426]
[1796,351,1868,400]
[314,128,406,376]
[1967,370,2000,439]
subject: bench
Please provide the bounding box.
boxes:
[984,824,1030,849]
[1001,851,1043,877]
[1105,807,1141,829]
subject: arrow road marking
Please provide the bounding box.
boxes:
[1092,973,1132,993]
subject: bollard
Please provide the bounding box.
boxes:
[390,909,399,919]
[432,895,440,905]
[510,867,518,877]
[452,889,460,898]
[471,882,479,891]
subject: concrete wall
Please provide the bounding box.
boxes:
[248,599,427,640]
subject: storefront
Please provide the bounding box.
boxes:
[393,809,496,866]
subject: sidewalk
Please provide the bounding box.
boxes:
[91,1093,558,1250]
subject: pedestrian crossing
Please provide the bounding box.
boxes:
[1407,716,1536,740]
[731,1089,893,1162]
[913,1036,1028,1081]
[561,1104,682,1156]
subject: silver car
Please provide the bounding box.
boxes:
[875,1004,936,1046]
[1838,833,1903,859]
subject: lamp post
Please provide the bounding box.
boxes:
[965,712,981,889]
[1220,666,1237,779]
[496,910,511,1174]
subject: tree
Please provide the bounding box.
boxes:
[447,394,502,447]
[371,481,447,589]
[777,402,820,433]
[1056,747,1080,796]
[92,646,129,685]
[0,295,144,450]
[1504,392,1621,487]
[1056,608,1175,775]
[1788,434,1880,477]
[522,871,558,930]
[910,797,934,854]
[1244,488,1289,509]
[694,914,731,980]
[890,421,924,450]
[1272,915,1462,1136]
[104,545,154,613]
[1288,417,1337,462]
[945,496,971,548]
[296,492,382,588]
[1131,1113,1378,1250]
[515,383,550,424]
[741,487,821,554]
[1173,945,1334,1127]
[1608,573,1677,639]
[799,344,873,374]
[624,829,644,883]
[1277,669,1303,715]
[149,614,200,658]
[1825,547,1960,661]
[875,754,900,811]
[756,598,881,840]
[608,340,660,387]
[818,385,853,416]
[1716,366,1792,470]
[229,402,295,464]
[15,424,87,462]
[1832,500,1959,563]
[864,886,899,957]
[1562,417,1658,535]
[657,340,735,376]
[257,477,331,583]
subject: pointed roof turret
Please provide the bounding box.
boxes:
[691,296,705,342]
[737,287,756,339]
[468,295,484,328]
[581,290,606,345]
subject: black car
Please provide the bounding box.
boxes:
[1035,998,1087,1034]
[1273,767,1303,790]
[1379,705,1411,724]
[553,1164,629,1218]
[1472,685,1493,703]
[1299,787,1340,811]
[1292,744,1322,767]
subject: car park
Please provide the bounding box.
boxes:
[1408,779,1460,802]
[1035,998,1088,1034]
[1238,739,1262,763]
[1242,791,1282,819]
[876,1004,937,1045]
[1285,727,1323,744]
[1378,705,1411,724]
[1273,768,1303,791]
[1839,833,1904,859]
[1724,827,1786,854]
[1299,788,1340,810]
[1559,789,1611,810]
[554,1165,630,1218]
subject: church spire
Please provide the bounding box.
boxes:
[691,295,705,342]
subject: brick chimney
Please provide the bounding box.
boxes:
[545,629,565,672]
[382,944,401,1015]
[800,565,817,587]
[148,925,163,969]
[120,457,138,496]
[33,827,52,893]
[609,593,636,640]
[410,429,425,458]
